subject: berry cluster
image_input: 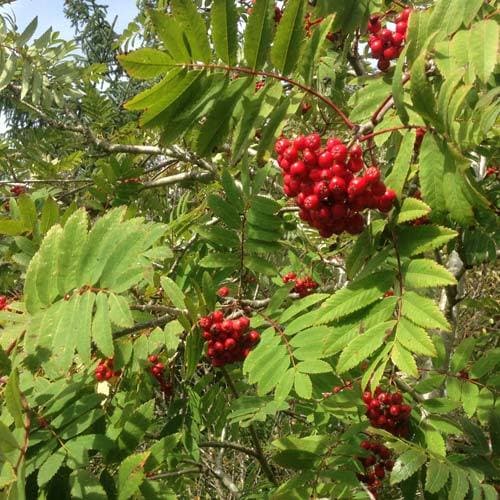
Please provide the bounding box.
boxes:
[275,134,397,237]
[10,185,25,196]
[94,358,121,382]
[282,272,319,297]
[148,355,173,396]
[0,295,8,310]
[198,311,260,367]
[357,439,394,497]
[362,387,411,438]
[368,9,411,71]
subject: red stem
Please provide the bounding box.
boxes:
[358,125,420,142]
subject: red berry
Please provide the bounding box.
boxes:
[389,405,401,416]
[383,46,398,60]
[148,355,158,363]
[274,138,290,154]
[294,135,308,150]
[318,151,334,168]
[392,32,405,46]
[211,311,223,323]
[349,144,363,159]
[347,177,368,198]
[371,180,386,196]
[396,21,408,34]
[284,146,299,161]
[361,440,372,450]
[248,330,261,344]
[347,158,364,173]
[377,59,391,71]
[384,459,394,471]
[362,391,373,404]
[391,392,403,404]
[370,38,383,57]
[304,194,320,210]
[224,338,237,350]
[290,160,307,178]
[379,28,393,42]
[364,167,381,184]
[374,464,385,479]
[198,316,212,329]
[330,143,349,163]
[346,213,364,235]
[217,286,230,298]
[305,133,321,150]
[303,149,317,165]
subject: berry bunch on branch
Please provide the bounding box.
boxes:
[198,310,261,367]
[368,8,411,71]
[148,355,173,396]
[94,358,121,382]
[358,439,394,497]
[363,387,411,438]
[282,272,319,297]
[275,134,396,237]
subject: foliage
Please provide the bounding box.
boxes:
[0,0,498,498]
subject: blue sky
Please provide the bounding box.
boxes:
[1,0,139,40]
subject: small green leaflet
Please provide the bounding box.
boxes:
[425,459,450,493]
[117,48,172,80]
[396,318,437,357]
[390,449,427,485]
[403,259,457,288]
[391,342,418,377]
[396,198,431,224]
[385,131,414,198]
[337,321,395,374]
[317,271,394,324]
[402,291,450,331]
[270,0,306,76]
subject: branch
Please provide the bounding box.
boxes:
[141,171,214,189]
[147,467,201,480]
[199,441,260,460]
[221,367,277,485]
[113,312,182,340]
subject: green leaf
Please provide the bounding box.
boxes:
[411,53,438,125]
[397,225,458,257]
[391,342,418,377]
[296,360,332,374]
[18,16,38,44]
[448,467,470,500]
[244,0,273,70]
[199,252,240,269]
[390,449,427,485]
[270,0,306,75]
[450,337,477,372]
[195,78,250,156]
[385,131,414,198]
[396,318,437,357]
[57,209,88,296]
[118,452,149,500]
[294,372,312,399]
[403,259,457,288]
[337,321,395,374]
[198,225,240,248]
[0,421,20,453]
[5,370,24,428]
[160,276,186,310]
[221,169,244,212]
[0,219,27,236]
[211,0,238,65]
[148,11,190,62]
[461,381,479,417]
[207,194,241,229]
[92,292,113,357]
[70,470,107,499]
[419,133,448,218]
[425,459,450,493]
[396,198,431,224]
[38,451,66,487]
[469,20,498,84]
[108,294,134,328]
[118,48,171,79]
[402,291,450,331]
[171,0,211,63]
[318,271,394,324]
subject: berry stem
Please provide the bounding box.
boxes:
[167,62,355,130]
[358,125,421,142]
